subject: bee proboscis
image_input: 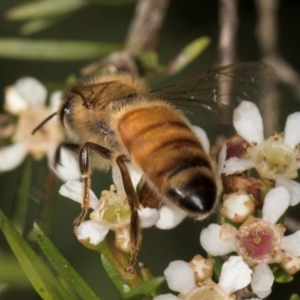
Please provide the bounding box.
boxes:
[32,62,276,273]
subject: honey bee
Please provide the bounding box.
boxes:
[32,62,276,272]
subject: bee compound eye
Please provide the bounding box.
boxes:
[60,100,72,125]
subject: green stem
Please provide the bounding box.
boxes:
[11,155,32,234]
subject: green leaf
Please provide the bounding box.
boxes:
[210,255,223,277]
[0,209,73,300]
[0,250,31,288]
[10,156,32,234]
[6,0,85,21]
[166,36,210,75]
[138,51,159,69]
[138,51,164,74]
[0,38,120,61]
[89,0,137,5]
[121,277,165,300]
[97,240,141,294]
[20,17,65,36]
[290,294,300,300]
[139,263,168,297]
[33,223,101,300]
[273,265,294,283]
[101,254,129,296]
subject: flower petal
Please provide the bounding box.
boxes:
[192,126,210,155]
[275,177,300,206]
[262,186,290,223]
[0,142,27,171]
[48,147,81,181]
[164,260,196,295]
[283,112,300,149]
[281,230,300,256]
[4,86,29,115]
[153,294,179,300]
[76,220,109,245]
[138,207,160,228]
[15,77,47,107]
[251,263,274,299]
[233,101,264,145]
[221,192,255,223]
[112,162,143,196]
[222,157,256,175]
[155,202,187,229]
[49,91,62,112]
[218,256,252,294]
[59,180,99,209]
[279,251,300,275]
[200,224,237,256]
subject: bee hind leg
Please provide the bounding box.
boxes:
[116,155,140,274]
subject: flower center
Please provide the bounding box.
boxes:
[241,230,273,259]
[256,144,293,174]
[186,282,230,300]
[90,190,131,228]
[250,133,298,179]
[253,235,262,245]
[13,108,62,159]
[236,217,284,266]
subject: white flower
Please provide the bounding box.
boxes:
[279,251,300,275]
[251,263,274,299]
[76,220,110,245]
[155,256,252,300]
[59,165,160,249]
[199,186,300,298]
[220,191,255,223]
[218,256,252,294]
[164,260,197,295]
[155,201,187,230]
[0,77,80,181]
[153,294,179,300]
[222,101,300,206]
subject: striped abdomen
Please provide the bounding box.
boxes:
[117,103,217,215]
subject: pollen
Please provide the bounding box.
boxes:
[90,189,131,228]
[249,133,300,179]
[235,216,284,266]
[253,236,262,245]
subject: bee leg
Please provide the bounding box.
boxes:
[116,155,140,274]
[74,142,112,227]
[54,143,80,167]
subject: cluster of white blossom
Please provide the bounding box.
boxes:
[0,77,80,180]
[198,101,300,299]
[2,78,300,299]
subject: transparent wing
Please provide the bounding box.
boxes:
[153,62,277,124]
[71,80,137,109]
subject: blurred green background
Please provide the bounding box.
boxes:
[0,0,300,299]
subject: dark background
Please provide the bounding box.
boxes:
[0,0,300,299]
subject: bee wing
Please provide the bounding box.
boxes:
[72,80,137,108]
[154,62,277,124]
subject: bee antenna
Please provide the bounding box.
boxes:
[31,112,58,135]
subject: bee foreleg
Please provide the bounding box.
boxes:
[54,143,80,167]
[74,142,112,227]
[116,155,140,274]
